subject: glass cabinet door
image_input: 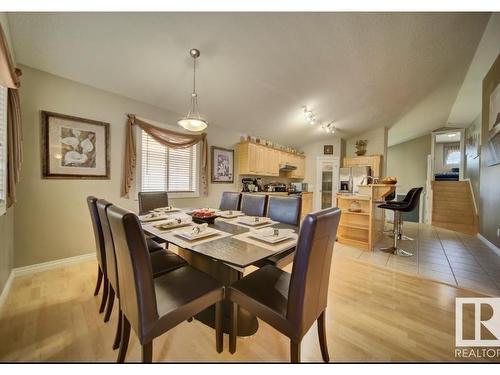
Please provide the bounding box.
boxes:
[315,157,339,210]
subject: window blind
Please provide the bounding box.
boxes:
[0,86,7,208]
[140,130,198,193]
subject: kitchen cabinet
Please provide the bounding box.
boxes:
[300,192,313,221]
[343,155,382,178]
[237,142,305,178]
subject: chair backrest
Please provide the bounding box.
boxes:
[402,187,419,203]
[401,187,423,212]
[267,196,301,226]
[240,193,267,217]
[287,207,341,340]
[86,196,106,273]
[96,199,119,296]
[107,205,158,342]
[138,191,169,215]
[219,192,241,211]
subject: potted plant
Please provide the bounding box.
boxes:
[355,140,368,156]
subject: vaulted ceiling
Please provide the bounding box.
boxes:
[8,12,491,146]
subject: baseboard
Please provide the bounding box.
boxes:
[13,252,96,277]
[477,233,500,257]
[0,270,14,313]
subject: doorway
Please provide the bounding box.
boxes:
[315,156,340,211]
[430,129,465,182]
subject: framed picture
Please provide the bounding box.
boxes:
[211,146,234,183]
[484,67,500,166]
[41,111,110,179]
[323,145,333,155]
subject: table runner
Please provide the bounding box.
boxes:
[232,231,298,252]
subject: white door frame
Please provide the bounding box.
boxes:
[430,128,466,181]
[315,156,340,211]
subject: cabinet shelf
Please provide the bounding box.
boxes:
[339,223,370,231]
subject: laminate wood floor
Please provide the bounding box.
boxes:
[1,252,496,362]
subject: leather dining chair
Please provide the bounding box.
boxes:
[262,195,302,268]
[240,193,267,217]
[219,192,241,211]
[138,191,169,215]
[86,196,109,314]
[228,207,342,363]
[106,205,225,362]
[96,199,187,350]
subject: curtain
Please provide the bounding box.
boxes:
[0,24,22,208]
[122,114,208,197]
[443,142,460,165]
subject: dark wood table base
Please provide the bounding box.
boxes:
[178,248,259,337]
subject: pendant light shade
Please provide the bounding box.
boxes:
[178,49,208,132]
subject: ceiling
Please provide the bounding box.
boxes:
[8,12,491,147]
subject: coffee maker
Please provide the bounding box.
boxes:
[242,178,255,192]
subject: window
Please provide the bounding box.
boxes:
[139,130,199,196]
[443,143,460,166]
[0,86,7,215]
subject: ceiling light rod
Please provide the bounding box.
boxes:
[178,48,208,132]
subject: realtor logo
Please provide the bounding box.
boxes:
[456,298,500,347]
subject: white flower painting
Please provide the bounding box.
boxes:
[211,146,234,183]
[60,127,96,168]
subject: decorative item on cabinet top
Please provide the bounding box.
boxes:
[355,140,368,156]
[239,134,303,155]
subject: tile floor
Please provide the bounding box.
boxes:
[334,222,500,296]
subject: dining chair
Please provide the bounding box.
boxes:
[219,192,241,211]
[86,196,109,314]
[240,193,267,217]
[138,191,169,215]
[97,199,188,350]
[262,195,302,268]
[106,205,224,362]
[228,207,342,363]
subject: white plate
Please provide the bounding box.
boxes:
[153,207,181,213]
[153,220,192,231]
[218,210,244,219]
[174,227,219,241]
[237,217,272,226]
[249,228,295,243]
[140,214,170,222]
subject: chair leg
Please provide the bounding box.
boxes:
[93,266,103,296]
[141,341,153,363]
[117,315,131,363]
[99,278,109,313]
[229,302,238,354]
[112,309,122,350]
[317,311,330,363]
[104,286,115,322]
[215,301,223,353]
[290,340,301,363]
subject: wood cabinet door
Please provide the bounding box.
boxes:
[255,145,265,174]
[247,143,258,173]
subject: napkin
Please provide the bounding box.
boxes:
[190,223,208,235]
[154,217,189,229]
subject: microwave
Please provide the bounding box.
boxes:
[290,182,308,193]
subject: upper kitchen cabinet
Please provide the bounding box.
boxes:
[343,155,382,178]
[237,142,304,178]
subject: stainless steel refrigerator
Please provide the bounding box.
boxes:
[338,166,371,193]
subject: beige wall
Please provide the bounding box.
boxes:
[387,134,431,194]
[15,66,243,267]
[302,136,342,190]
[0,13,15,294]
[464,115,481,208]
[346,126,388,176]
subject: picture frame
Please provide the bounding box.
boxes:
[211,146,234,183]
[323,145,333,155]
[41,111,110,179]
[465,118,480,159]
[484,68,500,167]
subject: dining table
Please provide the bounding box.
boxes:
[141,209,298,337]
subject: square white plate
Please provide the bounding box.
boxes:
[237,217,272,226]
[153,207,181,213]
[153,220,192,231]
[140,214,170,222]
[174,227,219,241]
[218,210,244,219]
[248,228,295,244]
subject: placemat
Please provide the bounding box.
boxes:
[232,231,298,252]
[142,221,194,235]
[160,228,233,248]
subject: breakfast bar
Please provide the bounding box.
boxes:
[335,183,397,251]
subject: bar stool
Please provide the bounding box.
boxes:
[378,187,423,257]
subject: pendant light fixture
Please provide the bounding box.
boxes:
[177,48,208,132]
